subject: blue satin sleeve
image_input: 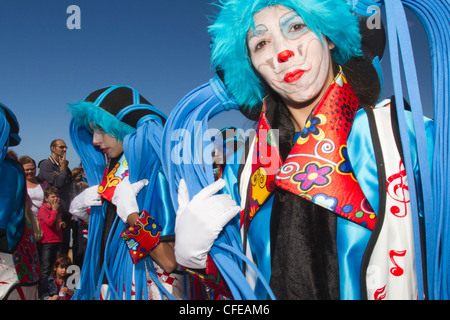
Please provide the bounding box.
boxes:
[342,107,435,300]
[152,168,176,238]
[348,109,381,214]
[222,145,273,299]
[337,109,374,300]
[0,158,25,252]
[221,147,245,246]
[247,196,274,299]
[219,159,242,238]
[222,152,243,207]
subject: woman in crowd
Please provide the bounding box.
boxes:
[19,156,50,244]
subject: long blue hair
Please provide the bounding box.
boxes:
[377,0,450,300]
[162,75,276,299]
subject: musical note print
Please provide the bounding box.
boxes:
[386,160,409,218]
[389,250,407,277]
[374,285,387,300]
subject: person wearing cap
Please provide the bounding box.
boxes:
[172,0,434,300]
[0,103,41,300]
[68,86,182,300]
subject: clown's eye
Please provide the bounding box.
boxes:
[255,40,268,51]
[290,23,305,33]
[280,12,308,39]
[284,22,308,39]
[90,123,106,134]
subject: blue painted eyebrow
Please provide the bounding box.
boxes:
[248,24,268,41]
[280,11,308,39]
[248,11,308,42]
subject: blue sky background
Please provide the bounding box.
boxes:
[2,0,433,168]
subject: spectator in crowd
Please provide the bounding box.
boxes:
[19,156,50,245]
[71,165,88,193]
[69,165,89,268]
[38,139,73,255]
[38,186,66,279]
[38,255,74,300]
[7,149,18,161]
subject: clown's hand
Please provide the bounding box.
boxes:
[174,179,240,269]
[111,176,148,223]
[69,185,101,220]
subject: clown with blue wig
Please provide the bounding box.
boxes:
[68,86,183,300]
[162,0,447,300]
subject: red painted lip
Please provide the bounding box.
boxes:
[284,69,306,83]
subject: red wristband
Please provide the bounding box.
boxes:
[121,210,162,264]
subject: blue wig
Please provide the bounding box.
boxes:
[209,0,363,109]
[69,101,135,142]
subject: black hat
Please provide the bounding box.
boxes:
[0,103,20,147]
[85,86,165,129]
[70,86,166,141]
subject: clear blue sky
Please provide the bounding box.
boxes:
[1,0,433,168]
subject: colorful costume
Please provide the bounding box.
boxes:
[236,71,433,299]
[0,103,40,300]
[69,86,182,300]
[163,0,445,300]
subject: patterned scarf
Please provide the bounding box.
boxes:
[98,154,129,202]
[245,71,377,231]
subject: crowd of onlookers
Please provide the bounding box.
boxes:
[8,139,89,300]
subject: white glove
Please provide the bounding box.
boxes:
[111,176,148,223]
[174,178,240,269]
[69,185,101,220]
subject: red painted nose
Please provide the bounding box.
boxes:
[278,50,295,63]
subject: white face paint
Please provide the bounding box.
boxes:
[247,5,335,107]
[91,126,124,159]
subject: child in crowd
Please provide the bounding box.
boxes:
[38,255,74,300]
[38,186,66,279]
